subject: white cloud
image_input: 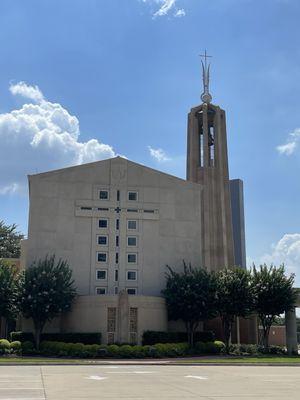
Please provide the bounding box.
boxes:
[174,8,185,17]
[0,183,20,195]
[153,0,176,17]
[148,146,171,162]
[260,233,300,286]
[0,82,117,195]
[277,128,300,155]
[141,0,185,18]
[9,81,44,103]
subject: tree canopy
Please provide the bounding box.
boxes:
[252,264,296,348]
[0,220,24,258]
[20,255,77,348]
[216,267,253,351]
[162,262,217,346]
[0,259,21,322]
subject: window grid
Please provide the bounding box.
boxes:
[96,270,107,280]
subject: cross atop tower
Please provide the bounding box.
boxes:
[199,50,212,103]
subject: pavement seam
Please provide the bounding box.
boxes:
[39,366,47,400]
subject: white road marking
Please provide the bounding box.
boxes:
[106,371,154,374]
[185,375,208,380]
[86,375,108,381]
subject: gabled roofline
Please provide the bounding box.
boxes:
[27,156,202,187]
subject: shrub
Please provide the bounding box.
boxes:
[131,345,146,358]
[119,345,133,358]
[11,332,102,345]
[10,341,21,354]
[142,331,214,345]
[107,344,119,358]
[0,339,10,354]
[21,341,35,355]
[195,340,225,355]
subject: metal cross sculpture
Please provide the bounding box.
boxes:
[199,50,212,103]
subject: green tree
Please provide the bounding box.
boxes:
[216,267,253,352]
[252,264,296,349]
[0,220,24,258]
[0,260,21,336]
[162,262,217,347]
[20,255,77,348]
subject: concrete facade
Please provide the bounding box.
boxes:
[22,90,253,344]
[230,179,246,268]
[186,103,235,270]
[23,157,205,343]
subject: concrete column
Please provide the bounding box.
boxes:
[118,290,129,344]
[285,308,298,355]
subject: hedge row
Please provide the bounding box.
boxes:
[22,340,225,358]
[142,331,215,345]
[0,339,21,355]
[11,332,102,345]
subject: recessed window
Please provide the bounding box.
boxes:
[127,288,137,295]
[127,237,137,246]
[128,253,137,263]
[98,207,109,211]
[115,270,118,281]
[116,219,120,230]
[117,190,120,202]
[127,220,137,230]
[97,253,107,263]
[99,190,109,200]
[96,270,107,280]
[115,253,119,264]
[81,206,92,210]
[128,191,138,201]
[98,235,108,246]
[116,236,119,247]
[114,287,118,295]
[144,209,155,213]
[127,271,137,280]
[127,209,138,212]
[99,219,108,228]
[96,287,106,295]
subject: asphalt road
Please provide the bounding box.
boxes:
[0,364,299,399]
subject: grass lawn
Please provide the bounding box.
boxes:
[0,355,300,365]
[176,356,300,364]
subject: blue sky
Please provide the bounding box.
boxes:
[1,0,300,282]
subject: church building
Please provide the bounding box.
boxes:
[21,57,248,344]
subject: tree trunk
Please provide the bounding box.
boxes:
[186,322,195,348]
[33,322,44,350]
[222,317,231,354]
[262,325,271,351]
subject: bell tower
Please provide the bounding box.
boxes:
[187,52,235,270]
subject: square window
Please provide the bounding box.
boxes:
[98,236,108,245]
[128,254,137,263]
[96,270,107,280]
[96,287,106,295]
[97,253,107,263]
[99,190,109,200]
[127,237,137,246]
[127,271,137,280]
[127,220,137,230]
[127,288,137,295]
[99,219,108,228]
[128,191,138,201]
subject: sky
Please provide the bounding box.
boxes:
[1,0,300,284]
